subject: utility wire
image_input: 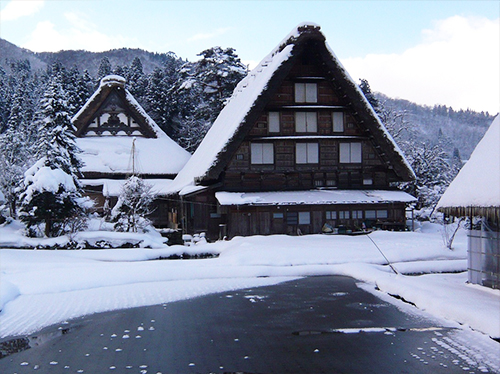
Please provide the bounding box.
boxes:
[366,233,399,275]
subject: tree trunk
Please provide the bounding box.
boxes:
[45,217,52,237]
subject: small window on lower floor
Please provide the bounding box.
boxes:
[365,210,376,219]
[326,211,337,220]
[287,212,298,225]
[339,211,350,219]
[377,210,388,219]
[365,210,388,219]
[352,210,363,219]
[299,212,311,225]
[273,212,284,219]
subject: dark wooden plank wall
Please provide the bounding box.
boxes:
[222,64,399,191]
[224,135,395,191]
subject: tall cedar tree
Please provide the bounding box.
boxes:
[19,74,89,237]
[97,56,112,81]
[144,53,183,138]
[175,47,247,152]
[0,62,37,218]
[126,57,148,101]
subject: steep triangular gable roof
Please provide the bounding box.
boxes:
[73,75,191,176]
[437,115,500,218]
[73,75,158,138]
[168,23,414,194]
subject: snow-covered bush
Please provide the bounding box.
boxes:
[19,159,92,237]
[111,176,155,233]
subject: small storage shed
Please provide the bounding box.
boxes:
[437,115,500,289]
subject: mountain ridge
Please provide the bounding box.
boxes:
[0,37,495,160]
[0,38,179,76]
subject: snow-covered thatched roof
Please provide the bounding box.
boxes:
[437,115,500,220]
[167,23,414,194]
[73,75,190,177]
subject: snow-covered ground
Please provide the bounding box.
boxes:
[1,221,499,348]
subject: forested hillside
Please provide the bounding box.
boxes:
[0,38,176,76]
[376,93,493,160]
[0,38,496,216]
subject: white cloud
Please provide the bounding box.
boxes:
[22,12,136,52]
[242,59,259,70]
[341,16,500,114]
[188,27,231,42]
[0,0,44,21]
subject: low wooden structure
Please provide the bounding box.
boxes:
[166,24,416,239]
[437,115,500,289]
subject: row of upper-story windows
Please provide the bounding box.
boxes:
[268,111,345,133]
[250,142,362,165]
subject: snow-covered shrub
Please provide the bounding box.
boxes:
[19,159,92,238]
[111,176,155,233]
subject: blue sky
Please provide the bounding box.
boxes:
[1,0,499,114]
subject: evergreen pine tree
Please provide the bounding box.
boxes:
[449,147,463,180]
[113,65,128,77]
[359,79,382,115]
[97,56,112,80]
[190,46,247,117]
[19,76,90,237]
[0,67,38,218]
[174,47,247,152]
[65,65,93,116]
[127,57,147,100]
[144,54,185,138]
[0,66,10,132]
[35,76,83,179]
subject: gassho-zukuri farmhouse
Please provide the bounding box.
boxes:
[73,23,417,240]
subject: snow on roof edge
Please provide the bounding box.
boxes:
[437,114,500,211]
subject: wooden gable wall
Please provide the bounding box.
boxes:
[83,91,146,137]
[222,40,399,192]
[74,82,156,139]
